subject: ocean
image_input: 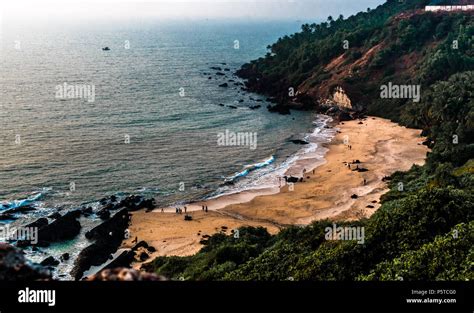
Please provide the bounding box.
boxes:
[0,19,334,278]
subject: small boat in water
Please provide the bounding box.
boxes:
[102,47,110,51]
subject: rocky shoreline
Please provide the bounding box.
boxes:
[1,194,160,281]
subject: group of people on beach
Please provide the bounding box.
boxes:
[161,205,208,213]
[175,206,187,214]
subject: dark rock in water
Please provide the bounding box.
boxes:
[81,207,93,216]
[60,253,70,262]
[219,83,228,87]
[26,218,49,229]
[210,66,222,71]
[0,213,16,221]
[208,77,212,79]
[102,47,110,51]
[224,68,230,71]
[118,195,155,212]
[216,72,225,76]
[0,243,51,281]
[184,215,193,221]
[48,212,62,220]
[72,207,131,280]
[110,195,117,202]
[228,79,235,82]
[239,99,244,102]
[139,252,149,261]
[291,139,309,145]
[256,99,263,102]
[351,194,359,199]
[227,105,237,109]
[20,211,81,247]
[97,208,111,220]
[4,205,35,215]
[86,209,130,242]
[99,198,108,205]
[86,268,166,281]
[40,256,59,267]
[71,243,113,280]
[218,103,225,106]
[71,197,154,280]
[267,104,291,115]
[249,105,261,110]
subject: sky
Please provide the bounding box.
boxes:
[1,0,385,22]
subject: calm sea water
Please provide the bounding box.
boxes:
[0,18,338,279]
[0,19,326,209]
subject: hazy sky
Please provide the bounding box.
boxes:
[1,0,385,22]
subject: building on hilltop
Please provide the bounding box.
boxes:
[425,0,474,11]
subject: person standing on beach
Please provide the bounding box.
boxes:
[202,205,205,211]
[184,206,187,213]
[205,206,208,212]
[176,207,178,214]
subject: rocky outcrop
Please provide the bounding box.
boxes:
[71,208,131,280]
[18,210,81,247]
[332,86,352,109]
[36,210,81,246]
[0,243,51,281]
[40,256,60,267]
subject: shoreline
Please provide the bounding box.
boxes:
[122,116,429,263]
[152,114,335,214]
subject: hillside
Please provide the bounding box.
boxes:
[142,0,474,281]
[237,0,473,122]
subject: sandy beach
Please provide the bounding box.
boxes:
[122,116,428,263]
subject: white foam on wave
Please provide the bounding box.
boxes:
[210,114,335,199]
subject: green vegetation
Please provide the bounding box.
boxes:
[143,0,474,281]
